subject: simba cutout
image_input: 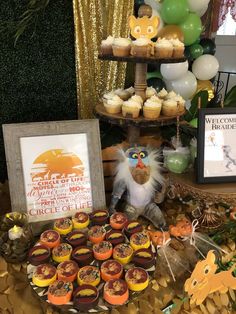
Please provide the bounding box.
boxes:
[129,15,159,39]
[185,250,236,305]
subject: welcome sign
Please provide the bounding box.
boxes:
[197,108,236,183]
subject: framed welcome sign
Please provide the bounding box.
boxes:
[3,120,105,227]
[197,107,236,183]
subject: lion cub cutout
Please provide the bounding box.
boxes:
[129,15,159,39]
[185,250,236,305]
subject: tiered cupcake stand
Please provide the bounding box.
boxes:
[95,54,187,143]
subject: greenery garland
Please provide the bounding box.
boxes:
[0,0,50,44]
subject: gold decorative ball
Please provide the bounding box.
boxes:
[138,4,152,18]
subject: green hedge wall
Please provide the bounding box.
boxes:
[0,0,78,182]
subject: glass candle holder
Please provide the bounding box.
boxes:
[0,212,34,263]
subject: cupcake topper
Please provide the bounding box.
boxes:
[129,15,159,39]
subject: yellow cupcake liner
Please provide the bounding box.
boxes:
[130,239,151,251]
[54,224,72,235]
[52,253,72,263]
[72,218,90,229]
[126,277,149,292]
[113,253,133,265]
[32,273,57,287]
[77,274,101,287]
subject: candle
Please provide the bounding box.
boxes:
[8,225,24,240]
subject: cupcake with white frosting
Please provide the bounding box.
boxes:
[125,86,135,97]
[122,98,142,118]
[131,38,153,57]
[130,94,143,106]
[146,86,157,98]
[170,38,185,58]
[143,95,162,119]
[166,91,177,99]
[157,88,168,99]
[173,94,185,112]
[104,95,123,114]
[162,99,178,116]
[112,38,131,57]
[114,88,130,101]
[100,36,114,55]
[155,38,173,58]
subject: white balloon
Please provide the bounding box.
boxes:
[197,4,208,17]
[165,71,197,100]
[192,54,219,80]
[152,9,164,33]
[161,61,189,81]
[187,0,210,13]
[144,0,162,12]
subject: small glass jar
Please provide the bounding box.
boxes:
[0,212,34,263]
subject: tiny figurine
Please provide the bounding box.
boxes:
[109,146,166,229]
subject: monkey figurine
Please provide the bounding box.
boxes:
[109,146,166,229]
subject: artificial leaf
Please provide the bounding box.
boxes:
[224,86,236,107]
[184,91,208,122]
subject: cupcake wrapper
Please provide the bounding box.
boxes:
[122,106,140,118]
[154,47,173,59]
[100,45,113,55]
[143,106,161,119]
[130,45,152,57]
[162,106,178,117]
[112,45,131,57]
[172,47,184,58]
[104,104,122,114]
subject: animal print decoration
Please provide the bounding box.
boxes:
[185,250,236,305]
[129,15,159,39]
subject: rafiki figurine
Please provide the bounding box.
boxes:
[109,146,166,229]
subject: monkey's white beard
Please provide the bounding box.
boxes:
[114,149,164,208]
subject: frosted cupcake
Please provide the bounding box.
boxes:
[130,94,143,106]
[114,88,130,101]
[125,86,135,97]
[162,99,178,116]
[122,98,142,118]
[100,36,114,55]
[130,38,153,57]
[173,94,185,112]
[103,91,116,104]
[170,39,185,58]
[157,88,168,99]
[166,91,177,99]
[146,86,157,98]
[112,38,131,57]
[143,96,162,119]
[155,38,173,58]
[104,95,123,114]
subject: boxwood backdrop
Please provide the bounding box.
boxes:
[0,0,78,182]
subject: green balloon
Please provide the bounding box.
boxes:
[179,13,202,46]
[189,118,198,128]
[190,44,203,59]
[200,38,216,55]
[161,0,189,24]
[147,71,163,80]
[166,153,189,174]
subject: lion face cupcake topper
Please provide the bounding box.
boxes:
[129,15,159,39]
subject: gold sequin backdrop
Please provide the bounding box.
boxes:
[73,0,134,118]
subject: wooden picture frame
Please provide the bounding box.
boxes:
[3,119,106,229]
[197,107,236,183]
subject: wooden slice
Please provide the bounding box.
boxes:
[98,54,187,64]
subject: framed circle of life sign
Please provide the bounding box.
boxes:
[197,107,236,184]
[3,119,105,232]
